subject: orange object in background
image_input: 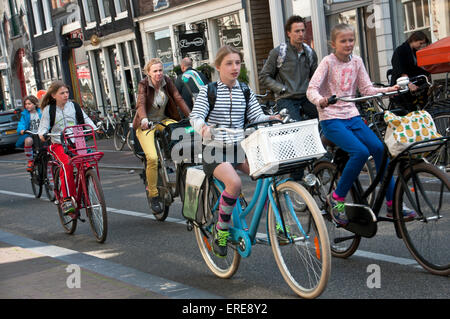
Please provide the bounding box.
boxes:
[36,90,47,100]
[416,36,450,74]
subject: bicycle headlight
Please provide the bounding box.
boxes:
[303,173,317,187]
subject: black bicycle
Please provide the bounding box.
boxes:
[312,90,450,276]
[24,130,55,201]
[130,119,199,221]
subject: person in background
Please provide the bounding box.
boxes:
[175,57,209,111]
[16,95,42,171]
[390,31,430,112]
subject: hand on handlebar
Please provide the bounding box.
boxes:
[200,124,213,140]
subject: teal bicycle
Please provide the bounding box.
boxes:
[191,121,331,298]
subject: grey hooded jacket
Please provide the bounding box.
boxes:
[259,42,318,100]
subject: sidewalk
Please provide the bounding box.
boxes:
[0,241,165,299]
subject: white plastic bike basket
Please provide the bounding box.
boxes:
[241,119,326,178]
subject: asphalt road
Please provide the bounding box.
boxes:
[0,146,449,300]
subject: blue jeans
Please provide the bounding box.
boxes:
[277,97,318,121]
[321,116,395,201]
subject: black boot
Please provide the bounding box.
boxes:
[151,197,162,214]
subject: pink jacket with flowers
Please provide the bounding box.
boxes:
[307,54,390,121]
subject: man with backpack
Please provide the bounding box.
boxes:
[259,15,318,121]
[176,57,209,111]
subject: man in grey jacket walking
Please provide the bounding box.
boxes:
[259,15,318,121]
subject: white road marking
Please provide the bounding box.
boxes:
[0,189,422,268]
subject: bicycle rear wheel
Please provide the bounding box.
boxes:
[85,168,108,243]
[193,178,241,278]
[395,161,450,275]
[312,161,361,258]
[54,166,77,234]
[268,181,330,298]
[30,163,43,198]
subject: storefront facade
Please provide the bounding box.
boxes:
[136,0,257,89]
[269,0,449,84]
[79,0,142,114]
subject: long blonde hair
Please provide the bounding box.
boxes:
[39,81,70,110]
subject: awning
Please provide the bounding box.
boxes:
[417,36,450,74]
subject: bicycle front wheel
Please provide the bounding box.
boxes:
[268,181,331,299]
[85,169,108,243]
[193,178,241,279]
[395,161,450,275]
[113,124,126,151]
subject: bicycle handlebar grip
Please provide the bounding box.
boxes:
[328,95,337,105]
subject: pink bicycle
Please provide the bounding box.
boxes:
[47,124,108,243]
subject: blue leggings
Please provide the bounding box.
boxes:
[321,116,395,201]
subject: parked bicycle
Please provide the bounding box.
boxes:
[46,124,108,243]
[24,130,55,201]
[130,118,199,221]
[187,119,331,298]
[312,89,449,276]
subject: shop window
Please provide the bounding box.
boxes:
[108,46,126,109]
[149,28,174,72]
[217,14,242,50]
[39,56,61,89]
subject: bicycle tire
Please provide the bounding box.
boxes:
[312,161,361,258]
[193,178,241,278]
[30,163,42,198]
[113,124,126,151]
[144,169,170,221]
[85,169,108,243]
[126,129,134,152]
[54,166,77,234]
[394,161,450,276]
[427,109,450,170]
[268,181,331,298]
[44,160,55,202]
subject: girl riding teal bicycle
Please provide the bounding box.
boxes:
[190,45,280,257]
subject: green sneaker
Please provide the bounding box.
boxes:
[276,223,298,243]
[326,193,348,226]
[212,226,230,258]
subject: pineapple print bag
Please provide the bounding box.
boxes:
[384,110,442,157]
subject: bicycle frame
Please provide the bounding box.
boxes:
[50,125,104,213]
[211,175,303,258]
[341,136,448,226]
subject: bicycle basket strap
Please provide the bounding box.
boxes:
[384,110,442,157]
